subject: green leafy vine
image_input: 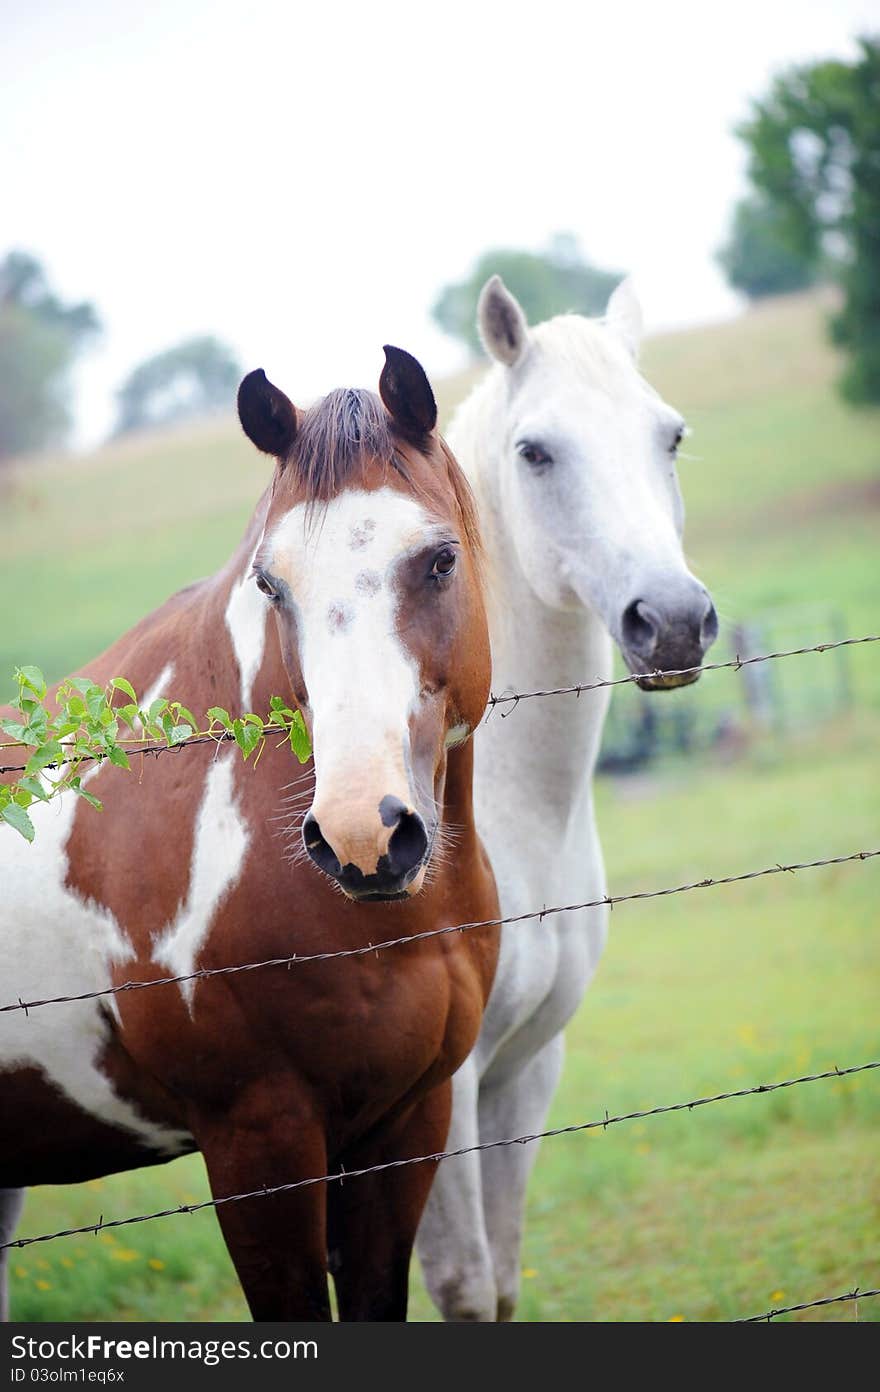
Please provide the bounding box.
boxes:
[0,666,311,843]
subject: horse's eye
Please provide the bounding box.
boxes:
[431,546,457,579]
[517,441,552,469]
[254,571,279,601]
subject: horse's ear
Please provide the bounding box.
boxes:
[379,346,437,440]
[237,369,298,459]
[477,275,529,367]
[605,277,643,360]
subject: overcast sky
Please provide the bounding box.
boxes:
[3,0,876,444]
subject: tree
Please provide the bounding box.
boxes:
[717,196,817,300]
[432,234,622,357]
[732,37,880,401]
[0,252,100,461]
[114,336,242,436]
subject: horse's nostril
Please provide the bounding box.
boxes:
[621,599,660,658]
[303,804,428,889]
[701,599,719,650]
[302,813,342,878]
[387,810,429,879]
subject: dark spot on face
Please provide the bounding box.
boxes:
[378,794,407,828]
[349,518,377,550]
[355,569,381,597]
[327,601,353,633]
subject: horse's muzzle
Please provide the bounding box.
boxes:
[620,588,718,691]
[302,802,431,902]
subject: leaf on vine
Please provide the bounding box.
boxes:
[0,720,33,745]
[69,779,103,811]
[17,776,51,802]
[24,741,64,775]
[207,706,233,732]
[233,719,262,760]
[288,711,312,764]
[116,703,140,731]
[111,677,138,702]
[1,802,35,842]
[14,666,47,700]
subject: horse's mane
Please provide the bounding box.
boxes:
[280,387,483,565]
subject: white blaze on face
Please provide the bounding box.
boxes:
[266,487,438,873]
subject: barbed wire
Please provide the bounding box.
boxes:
[2,848,876,1018]
[2,634,877,773]
[486,634,880,711]
[737,1285,880,1323]
[3,1059,875,1254]
[0,727,238,775]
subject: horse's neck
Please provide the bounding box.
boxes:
[481,556,612,841]
[449,380,613,842]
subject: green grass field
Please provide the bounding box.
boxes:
[3,293,879,1322]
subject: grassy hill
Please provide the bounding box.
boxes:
[4,293,879,1322]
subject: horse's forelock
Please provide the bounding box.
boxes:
[272,388,483,567]
[529,313,633,389]
[282,389,394,503]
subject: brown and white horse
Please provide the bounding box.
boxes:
[0,348,499,1321]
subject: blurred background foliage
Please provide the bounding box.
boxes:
[0,252,100,460]
[431,232,621,357]
[112,336,241,438]
[722,36,880,401]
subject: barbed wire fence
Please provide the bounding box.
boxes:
[2,1059,877,1321]
[2,848,877,1017]
[737,1286,880,1324]
[1,633,878,774]
[2,630,878,1321]
[485,633,880,711]
[4,1062,877,1250]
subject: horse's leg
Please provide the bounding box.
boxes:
[329,1083,453,1322]
[0,1189,25,1322]
[415,1057,498,1320]
[477,1033,565,1321]
[196,1096,331,1322]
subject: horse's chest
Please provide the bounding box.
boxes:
[279,947,483,1115]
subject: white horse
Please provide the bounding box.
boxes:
[416,276,718,1321]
